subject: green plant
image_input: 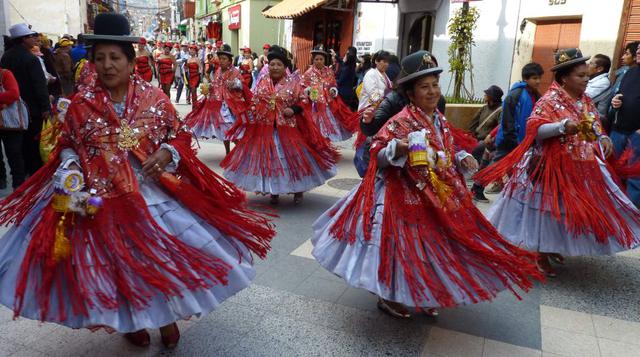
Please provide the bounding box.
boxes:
[447,4,480,101]
[444,96,484,105]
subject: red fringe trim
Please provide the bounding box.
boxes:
[15,193,231,321]
[475,119,640,247]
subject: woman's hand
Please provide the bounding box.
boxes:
[362,107,375,124]
[461,156,479,172]
[394,139,409,159]
[283,107,295,118]
[142,148,172,180]
[600,137,614,158]
[611,94,623,109]
[564,121,579,135]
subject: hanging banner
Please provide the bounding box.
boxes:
[229,5,241,30]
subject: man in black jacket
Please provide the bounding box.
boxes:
[610,45,640,206]
[1,23,50,177]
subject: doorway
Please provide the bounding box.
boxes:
[531,19,582,92]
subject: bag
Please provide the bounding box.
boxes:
[0,70,28,131]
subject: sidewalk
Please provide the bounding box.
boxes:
[0,96,639,356]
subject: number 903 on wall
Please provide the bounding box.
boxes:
[549,0,567,5]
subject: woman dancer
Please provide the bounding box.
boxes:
[476,48,640,277]
[156,42,176,97]
[134,38,154,82]
[185,44,251,154]
[312,51,542,318]
[221,45,338,205]
[0,13,274,349]
[298,46,356,142]
[185,45,202,108]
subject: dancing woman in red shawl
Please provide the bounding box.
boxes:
[0,14,273,349]
[221,45,338,205]
[476,48,640,277]
[298,46,356,142]
[312,51,542,318]
[185,44,251,154]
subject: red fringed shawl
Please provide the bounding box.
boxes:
[221,74,339,179]
[298,66,358,134]
[0,75,274,321]
[475,82,640,247]
[185,66,252,136]
[330,105,542,307]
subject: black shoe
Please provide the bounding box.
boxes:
[472,190,490,203]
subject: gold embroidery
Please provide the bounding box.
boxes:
[117,119,139,151]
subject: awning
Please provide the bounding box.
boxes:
[262,0,327,19]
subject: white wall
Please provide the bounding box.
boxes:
[431,0,521,99]
[8,0,86,41]
[353,2,399,55]
[510,0,625,81]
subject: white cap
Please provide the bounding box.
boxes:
[8,23,37,39]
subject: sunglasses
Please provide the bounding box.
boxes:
[25,33,39,38]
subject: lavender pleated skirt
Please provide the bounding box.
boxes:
[488,158,640,256]
[223,130,336,195]
[0,183,255,332]
[312,180,512,308]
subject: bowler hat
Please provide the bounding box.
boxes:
[82,13,140,43]
[267,45,290,67]
[8,23,38,39]
[551,48,590,72]
[396,50,442,85]
[217,44,234,58]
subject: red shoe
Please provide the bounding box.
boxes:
[160,323,180,349]
[124,329,150,347]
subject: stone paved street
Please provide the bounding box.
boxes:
[0,99,639,357]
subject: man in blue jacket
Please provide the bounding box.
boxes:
[474,63,543,199]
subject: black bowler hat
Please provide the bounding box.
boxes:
[216,44,234,59]
[267,45,290,67]
[396,50,443,85]
[81,13,140,43]
[484,85,504,102]
[551,48,590,72]
[311,45,328,59]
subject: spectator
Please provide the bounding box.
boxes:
[335,47,358,110]
[356,53,372,85]
[604,41,640,132]
[1,23,50,176]
[469,85,504,202]
[586,54,612,117]
[358,50,392,111]
[609,44,640,206]
[70,34,87,66]
[53,38,74,95]
[386,54,401,82]
[0,66,25,189]
[484,62,543,194]
[38,34,62,99]
[30,46,55,84]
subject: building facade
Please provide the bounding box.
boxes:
[395,0,629,98]
[4,0,89,41]
[264,0,357,71]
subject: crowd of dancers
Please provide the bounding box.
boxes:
[0,12,638,350]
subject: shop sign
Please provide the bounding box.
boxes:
[229,5,241,30]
